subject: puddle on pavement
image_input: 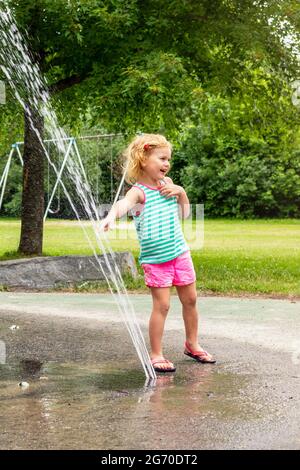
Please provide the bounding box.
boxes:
[0,359,269,449]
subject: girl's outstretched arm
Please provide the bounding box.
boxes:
[100,187,142,231]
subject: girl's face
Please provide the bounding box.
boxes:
[141,146,171,181]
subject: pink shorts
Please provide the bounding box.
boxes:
[142,250,196,288]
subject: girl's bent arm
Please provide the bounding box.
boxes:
[163,177,190,219]
[177,189,190,219]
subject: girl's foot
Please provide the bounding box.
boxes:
[151,356,176,373]
[184,341,216,364]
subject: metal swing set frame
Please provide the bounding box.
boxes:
[0,133,122,219]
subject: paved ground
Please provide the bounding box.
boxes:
[0,292,299,450]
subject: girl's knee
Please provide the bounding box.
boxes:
[154,302,170,316]
[181,295,197,308]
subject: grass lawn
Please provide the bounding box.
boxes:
[0,217,300,298]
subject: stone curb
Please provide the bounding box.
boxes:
[0,252,137,289]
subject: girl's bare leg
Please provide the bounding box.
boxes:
[149,286,174,370]
[176,282,214,360]
[175,282,200,349]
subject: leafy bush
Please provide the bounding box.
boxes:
[172,68,300,218]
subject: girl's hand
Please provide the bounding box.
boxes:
[158,181,184,199]
[99,216,115,232]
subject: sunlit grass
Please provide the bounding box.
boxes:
[0,217,299,297]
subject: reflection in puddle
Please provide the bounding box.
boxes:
[0,360,266,449]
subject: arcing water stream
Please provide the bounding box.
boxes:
[0,1,156,380]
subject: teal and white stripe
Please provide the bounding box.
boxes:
[132,183,189,264]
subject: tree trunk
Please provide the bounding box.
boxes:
[18,106,44,256]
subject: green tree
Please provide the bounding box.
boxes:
[1,0,300,253]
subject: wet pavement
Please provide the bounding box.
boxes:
[0,292,299,449]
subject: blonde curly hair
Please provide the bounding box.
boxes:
[123,134,172,184]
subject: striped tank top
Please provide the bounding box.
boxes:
[131,182,189,265]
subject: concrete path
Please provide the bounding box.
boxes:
[0,292,299,450]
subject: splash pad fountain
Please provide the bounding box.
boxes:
[0,1,156,381]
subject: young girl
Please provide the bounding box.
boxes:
[101,134,216,373]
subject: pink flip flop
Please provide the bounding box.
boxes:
[184,342,216,364]
[151,357,176,373]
